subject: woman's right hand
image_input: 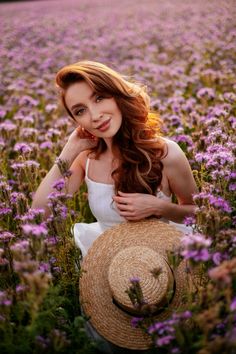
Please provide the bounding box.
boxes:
[59,126,98,164]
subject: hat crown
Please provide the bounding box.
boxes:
[108,246,174,316]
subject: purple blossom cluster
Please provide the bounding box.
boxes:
[147,311,192,350]
[193,192,232,214]
[181,233,211,262]
[21,223,48,237]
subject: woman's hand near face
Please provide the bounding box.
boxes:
[59,126,98,165]
[113,191,165,221]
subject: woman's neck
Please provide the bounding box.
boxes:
[102,138,121,161]
[103,137,113,152]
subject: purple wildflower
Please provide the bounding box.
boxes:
[39,141,53,149]
[0,204,12,216]
[10,191,26,204]
[0,291,12,307]
[229,183,236,191]
[10,240,30,253]
[212,252,222,266]
[181,233,211,262]
[39,262,50,273]
[184,216,196,227]
[156,335,175,347]
[131,316,144,328]
[16,284,28,293]
[19,95,39,107]
[0,122,17,132]
[20,208,45,223]
[45,103,57,113]
[196,87,215,100]
[130,276,140,283]
[52,178,66,191]
[11,160,40,171]
[14,142,32,154]
[22,223,48,237]
[0,231,15,243]
[230,298,236,312]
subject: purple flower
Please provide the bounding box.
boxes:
[0,122,17,132]
[208,195,232,213]
[181,311,192,319]
[173,135,193,146]
[193,192,232,213]
[22,223,48,237]
[11,160,40,171]
[40,141,53,149]
[0,291,12,307]
[196,87,215,100]
[229,183,236,191]
[14,142,32,154]
[16,284,28,293]
[184,216,196,227]
[19,95,39,107]
[39,262,50,273]
[212,252,222,266]
[10,240,30,253]
[45,236,59,247]
[181,233,211,262]
[45,103,57,113]
[0,205,12,216]
[52,179,66,191]
[156,335,174,347]
[230,298,236,312]
[20,208,45,222]
[10,192,26,204]
[130,276,140,283]
[0,231,15,243]
[131,316,144,328]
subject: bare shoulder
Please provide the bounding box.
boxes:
[159,137,198,201]
[160,137,186,166]
[70,149,91,172]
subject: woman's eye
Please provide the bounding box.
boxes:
[96,95,103,102]
[75,108,85,116]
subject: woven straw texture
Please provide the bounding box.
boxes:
[80,219,191,350]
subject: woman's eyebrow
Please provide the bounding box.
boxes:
[71,91,97,110]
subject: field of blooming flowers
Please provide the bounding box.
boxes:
[0,0,235,353]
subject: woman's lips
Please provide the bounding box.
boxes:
[97,118,111,132]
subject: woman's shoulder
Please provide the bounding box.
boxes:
[72,149,92,171]
[159,137,186,166]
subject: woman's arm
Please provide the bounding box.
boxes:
[31,128,96,219]
[155,139,198,222]
[113,139,198,223]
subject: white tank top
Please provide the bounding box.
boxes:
[85,158,171,230]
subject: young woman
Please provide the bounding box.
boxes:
[32,60,198,257]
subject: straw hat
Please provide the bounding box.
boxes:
[79,219,194,350]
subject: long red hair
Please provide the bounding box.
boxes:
[55,60,166,195]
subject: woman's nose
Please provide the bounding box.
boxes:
[91,110,103,122]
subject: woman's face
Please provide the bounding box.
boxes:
[65,81,122,138]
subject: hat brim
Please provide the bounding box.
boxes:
[80,219,192,350]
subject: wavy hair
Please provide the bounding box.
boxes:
[55,60,166,195]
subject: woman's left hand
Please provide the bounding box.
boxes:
[112,191,164,221]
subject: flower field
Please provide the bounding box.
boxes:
[0,0,235,353]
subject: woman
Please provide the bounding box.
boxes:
[32,60,198,257]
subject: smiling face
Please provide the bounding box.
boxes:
[65,81,123,139]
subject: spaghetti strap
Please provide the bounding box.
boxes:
[85,158,90,177]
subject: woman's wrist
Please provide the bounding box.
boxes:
[153,197,166,218]
[54,157,73,178]
[58,143,81,166]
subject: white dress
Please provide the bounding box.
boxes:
[72,158,192,258]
